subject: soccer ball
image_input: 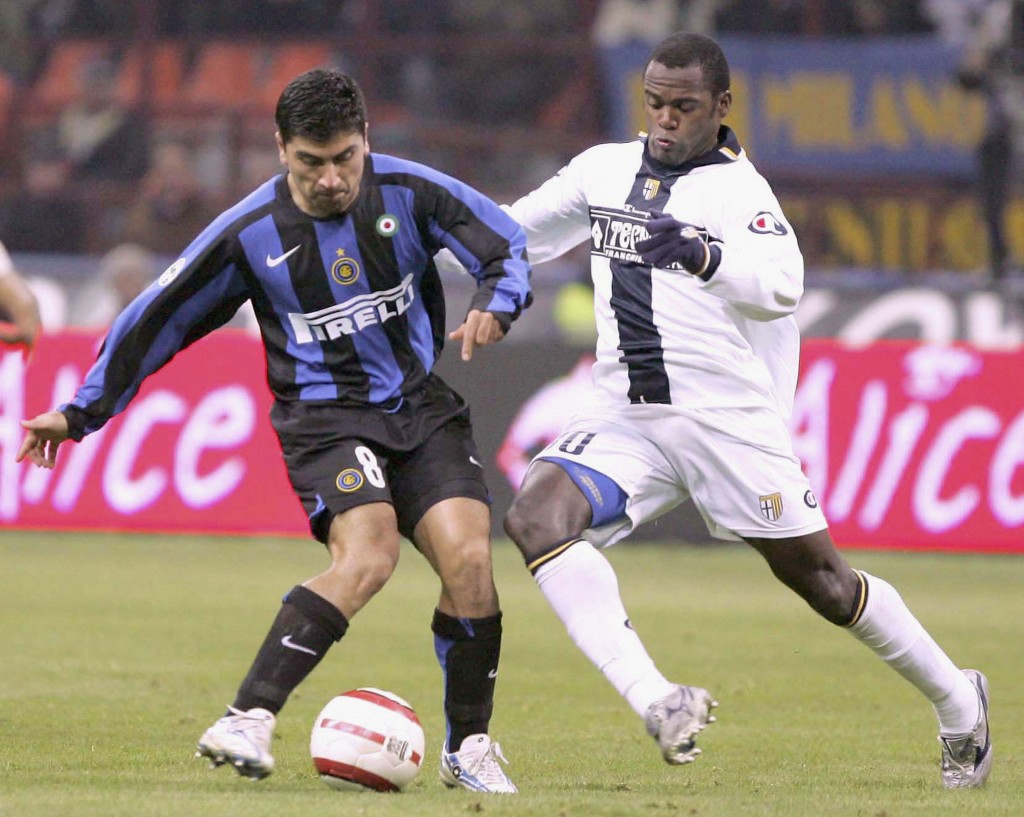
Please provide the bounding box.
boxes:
[310,688,425,792]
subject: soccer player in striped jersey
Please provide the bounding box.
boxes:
[17,69,529,793]
[499,33,991,788]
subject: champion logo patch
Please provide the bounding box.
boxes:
[748,211,788,236]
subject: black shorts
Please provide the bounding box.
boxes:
[271,375,490,543]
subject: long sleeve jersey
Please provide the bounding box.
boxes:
[506,127,804,419]
[62,153,532,440]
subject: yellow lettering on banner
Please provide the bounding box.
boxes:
[905,200,930,270]
[728,71,752,155]
[903,80,986,148]
[628,71,645,135]
[938,200,982,270]
[1007,202,1024,261]
[786,195,1024,271]
[869,80,909,148]
[764,74,855,148]
[878,200,904,268]
[825,203,873,266]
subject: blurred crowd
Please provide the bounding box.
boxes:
[0,0,1020,334]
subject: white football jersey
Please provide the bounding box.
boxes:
[507,129,804,419]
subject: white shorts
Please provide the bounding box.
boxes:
[533,403,828,546]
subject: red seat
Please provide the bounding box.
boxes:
[30,40,113,111]
[180,42,257,110]
[255,42,333,110]
[120,41,186,109]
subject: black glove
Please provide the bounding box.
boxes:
[636,214,722,278]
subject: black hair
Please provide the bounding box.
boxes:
[275,68,367,144]
[645,32,730,97]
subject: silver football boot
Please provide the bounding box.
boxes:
[940,669,992,788]
[644,684,718,765]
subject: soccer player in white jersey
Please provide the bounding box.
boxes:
[499,32,992,788]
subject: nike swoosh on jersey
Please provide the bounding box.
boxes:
[266,245,301,267]
[281,634,318,656]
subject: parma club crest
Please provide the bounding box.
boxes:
[759,492,783,522]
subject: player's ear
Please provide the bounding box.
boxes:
[275,131,288,166]
[717,89,732,118]
[363,123,370,154]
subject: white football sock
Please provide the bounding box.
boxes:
[533,540,675,716]
[847,571,979,736]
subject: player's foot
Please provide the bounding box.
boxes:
[940,669,992,789]
[196,706,276,780]
[439,733,517,793]
[644,684,718,765]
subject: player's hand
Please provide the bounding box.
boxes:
[636,214,718,276]
[448,309,506,361]
[16,410,70,469]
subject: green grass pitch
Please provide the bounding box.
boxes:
[2,530,1021,816]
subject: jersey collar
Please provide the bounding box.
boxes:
[640,126,743,178]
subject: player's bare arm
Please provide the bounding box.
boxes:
[16,410,70,469]
[0,273,42,350]
[448,309,506,361]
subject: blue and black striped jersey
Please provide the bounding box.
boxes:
[62,153,532,440]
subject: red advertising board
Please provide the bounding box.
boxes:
[2,331,1022,553]
[0,330,307,537]
[794,340,1024,553]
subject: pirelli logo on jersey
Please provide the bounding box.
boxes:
[288,274,415,343]
[589,207,703,269]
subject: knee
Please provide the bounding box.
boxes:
[502,499,532,548]
[804,567,859,626]
[447,536,493,584]
[330,538,400,599]
[504,493,582,561]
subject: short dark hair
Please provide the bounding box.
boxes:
[646,32,730,97]
[275,68,367,144]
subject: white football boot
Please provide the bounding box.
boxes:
[439,733,517,793]
[644,684,718,765]
[196,706,276,780]
[940,669,992,788]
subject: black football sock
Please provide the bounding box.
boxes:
[232,585,348,714]
[432,609,502,751]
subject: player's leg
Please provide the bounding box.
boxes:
[746,528,991,788]
[198,432,401,779]
[196,503,400,778]
[392,417,515,793]
[505,452,716,765]
[673,403,989,785]
[414,497,517,793]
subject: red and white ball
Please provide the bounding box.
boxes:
[310,688,425,792]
